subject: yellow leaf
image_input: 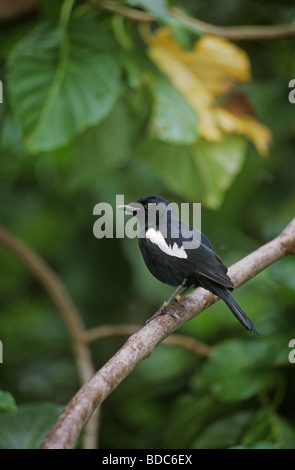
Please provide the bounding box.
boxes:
[216,108,272,156]
[147,27,271,154]
[187,34,251,95]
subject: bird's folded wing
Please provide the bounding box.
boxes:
[145,237,234,289]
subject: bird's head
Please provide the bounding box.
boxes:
[117,195,169,215]
[117,195,198,247]
[117,195,171,230]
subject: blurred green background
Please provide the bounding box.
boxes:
[0,0,295,449]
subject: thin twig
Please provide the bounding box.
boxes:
[83,323,213,357]
[0,224,98,448]
[170,7,295,41]
[90,0,153,22]
[41,217,295,449]
[90,1,295,40]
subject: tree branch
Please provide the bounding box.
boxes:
[170,7,295,41]
[90,1,295,40]
[83,323,213,357]
[41,217,295,449]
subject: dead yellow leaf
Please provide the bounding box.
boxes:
[147,27,271,154]
[216,108,271,156]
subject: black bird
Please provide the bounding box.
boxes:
[118,195,258,334]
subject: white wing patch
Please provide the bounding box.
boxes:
[146,228,188,259]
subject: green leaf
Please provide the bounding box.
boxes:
[138,138,203,201]
[127,0,168,21]
[0,403,62,449]
[192,411,253,449]
[273,415,295,449]
[0,391,17,412]
[8,18,121,153]
[150,75,199,144]
[193,336,288,402]
[166,394,222,448]
[242,409,273,447]
[192,136,246,208]
[242,409,295,449]
[138,135,246,208]
[68,99,135,190]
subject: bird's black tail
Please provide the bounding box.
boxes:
[200,281,259,335]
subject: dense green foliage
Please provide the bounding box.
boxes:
[0,0,295,449]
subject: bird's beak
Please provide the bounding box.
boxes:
[117,203,142,214]
[117,204,133,213]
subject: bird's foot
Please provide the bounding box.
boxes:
[164,299,186,321]
[149,279,187,322]
[146,299,186,324]
[146,304,166,323]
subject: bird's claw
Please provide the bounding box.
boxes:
[146,305,165,324]
[165,300,186,322]
[146,299,186,324]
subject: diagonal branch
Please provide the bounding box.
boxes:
[83,323,213,357]
[41,217,295,449]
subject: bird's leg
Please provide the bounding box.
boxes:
[162,279,187,308]
[175,284,194,301]
[146,279,187,323]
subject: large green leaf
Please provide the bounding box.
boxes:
[8,18,121,153]
[0,403,62,449]
[138,138,202,201]
[192,136,246,208]
[138,135,246,208]
[120,55,199,144]
[68,99,136,190]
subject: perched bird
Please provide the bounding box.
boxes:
[118,195,258,334]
